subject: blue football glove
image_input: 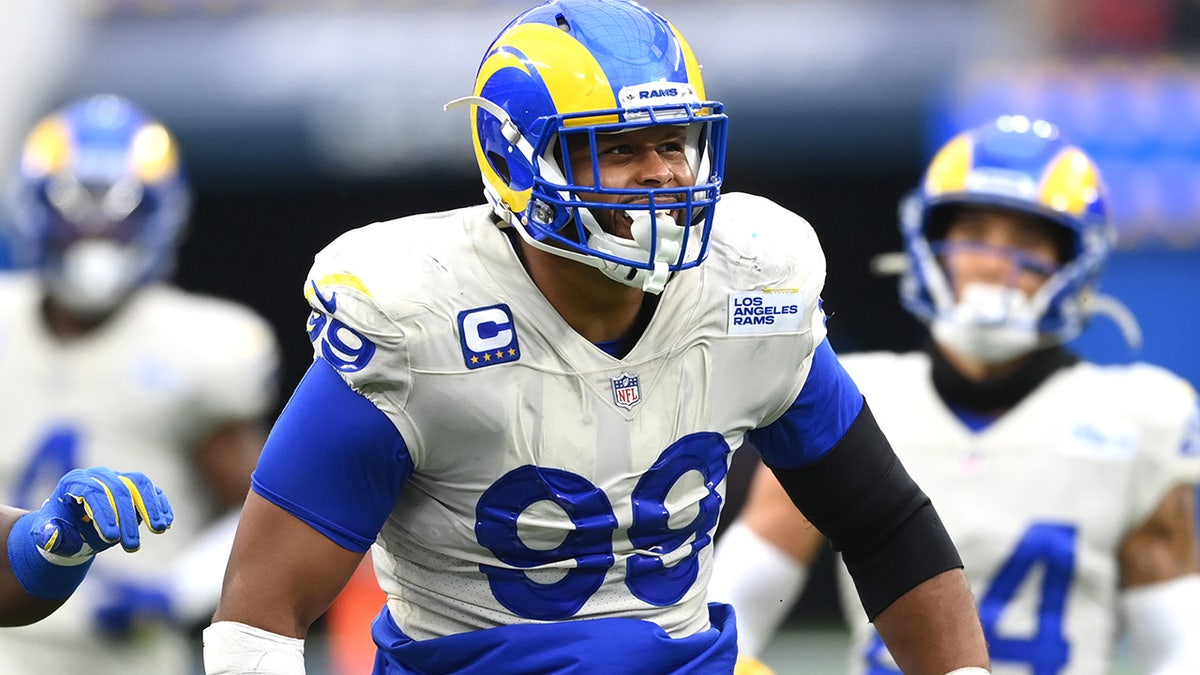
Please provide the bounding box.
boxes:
[93,578,175,637]
[32,467,174,558]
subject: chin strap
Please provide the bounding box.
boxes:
[1083,292,1143,352]
[48,240,142,318]
[450,95,686,295]
[929,283,1042,365]
[587,210,683,294]
[499,205,683,295]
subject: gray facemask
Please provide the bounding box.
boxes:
[46,239,141,317]
[930,282,1041,364]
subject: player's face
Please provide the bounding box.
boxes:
[940,207,1062,299]
[565,125,696,238]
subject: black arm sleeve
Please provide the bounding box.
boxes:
[765,398,963,620]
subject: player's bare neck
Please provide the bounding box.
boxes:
[517,237,645,343]
[40,297,110,340]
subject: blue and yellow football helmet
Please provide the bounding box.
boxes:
[447,0,728,294]
[898,114,1129,355]
[13,94,191,316]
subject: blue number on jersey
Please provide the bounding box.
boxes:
[475,432,729,620]
[979,522,1074,673]
[12,425,81,509]
[863,521,1076,675]
[307,310,376,372]
[627,432,728,605]
[476,466,618,620]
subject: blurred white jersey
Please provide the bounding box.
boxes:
[0,273,279,674]
[834,351,1200,675]
[304,194,829,643]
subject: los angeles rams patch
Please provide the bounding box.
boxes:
[459,304,520,369]
[727,289,804,335]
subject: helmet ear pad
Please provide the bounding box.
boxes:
[474,64,558,216]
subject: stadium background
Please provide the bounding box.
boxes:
[2,1,1198,672]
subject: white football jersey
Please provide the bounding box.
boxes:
[303,193,828,643]
[833,350,1200,675]
[0,273,279,674]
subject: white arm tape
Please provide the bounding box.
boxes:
[203,621,306,675]
[708,521,808,659]
[942,669,990,675]
[1120,574,1200,675]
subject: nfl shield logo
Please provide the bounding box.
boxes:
[611,372,641,410]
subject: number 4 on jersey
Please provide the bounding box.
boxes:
[979,522,1075,674]
[865,522,1076,675]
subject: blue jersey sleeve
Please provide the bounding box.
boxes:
[251,357,413,552]
[747,338,863,469]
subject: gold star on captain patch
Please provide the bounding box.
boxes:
[470,356,479,365]
[495,350,504,360]
[483,353,491,361]
[508,348,517,356]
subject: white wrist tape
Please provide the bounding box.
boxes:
[708,521,808,658]
[942,669,990,675]
[203,621,306,675]
[1120,574,1200,675]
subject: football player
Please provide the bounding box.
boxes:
[2,467,173,626]
[204,2,990,673]
[0,95,281,672]
[709,115,1200,674]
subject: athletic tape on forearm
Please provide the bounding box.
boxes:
[6,512,94,600]
[708,521,808,658]
[942,668,990,675]
[203,621,306,675]
[1121,574,1200,674]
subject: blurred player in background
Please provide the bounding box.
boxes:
[2,466,173,626]
[204,1,990,673]
[710,115,1200,674]
[0,94,281,673]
